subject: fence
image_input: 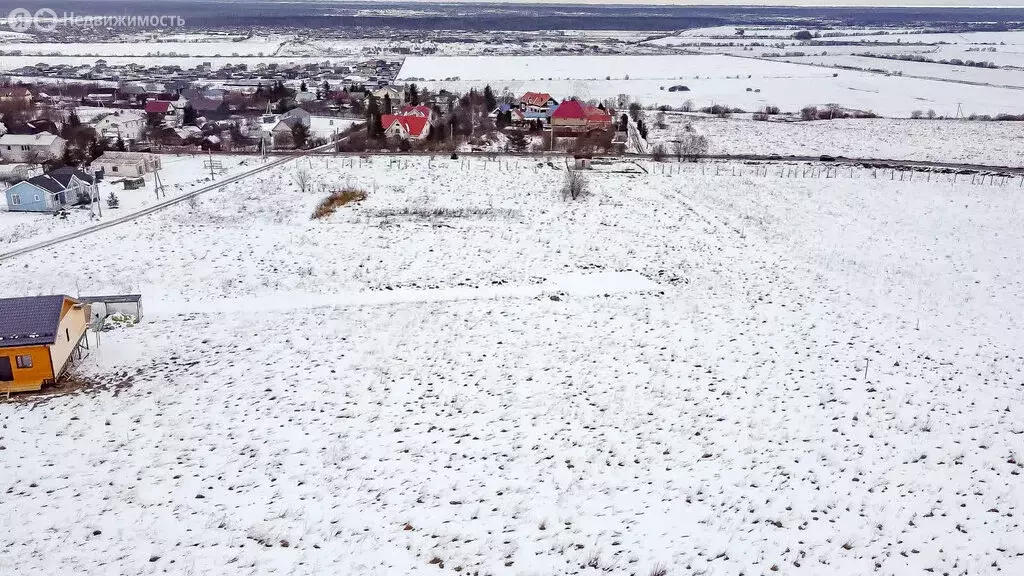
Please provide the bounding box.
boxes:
[641,160,1024,187]
[316,154,1024,188]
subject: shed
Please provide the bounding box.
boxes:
[0,295,91,393]
[79,294,144,324]
[573,154,593,170]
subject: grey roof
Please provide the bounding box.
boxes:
[47,166,94,186]
[0,295,68,348]
[79,294,142,304]
[25,174,65,194]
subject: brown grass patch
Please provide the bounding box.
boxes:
[312,187,367,219]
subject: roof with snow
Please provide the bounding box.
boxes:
[0,132,63,146]
[0,295,70,348]
[46,166,94,187]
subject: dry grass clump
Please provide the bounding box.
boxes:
[312,188,367,219]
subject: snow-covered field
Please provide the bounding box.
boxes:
[648,115,1024,165]
[398,54,1024,116]
[783,54,1024,88]
[2,154,1023,575]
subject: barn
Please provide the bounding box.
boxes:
[0,295,91,393]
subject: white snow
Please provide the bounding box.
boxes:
[647,114,1024,165]
[398,53,1024,117]
[1,154,1023,575]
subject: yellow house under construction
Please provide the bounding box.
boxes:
[0,295,90,393]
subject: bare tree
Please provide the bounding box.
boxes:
[561,168,589,201]
[672,140,685,162]
[293,164,312,193]
[674,133,709,161]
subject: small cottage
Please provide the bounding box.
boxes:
[91,151,161,178]
[0,132,66,163]
[4,167,96,213]
[0,295,91,393]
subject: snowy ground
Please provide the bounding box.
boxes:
[1,155,1023,575]
[647,114,1024,166]
[0,154,262,249]
[397,53,1024,117]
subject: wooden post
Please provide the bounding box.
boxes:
[864,357,870,382]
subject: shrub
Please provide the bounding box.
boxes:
[673,133,709,161]
[561,168,589,201]
[651,143,667,161]
[312,187,367,219]
[106,192,119,209]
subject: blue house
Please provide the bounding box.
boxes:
[3,167,96,213]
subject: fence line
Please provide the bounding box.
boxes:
[318,155,1024,188]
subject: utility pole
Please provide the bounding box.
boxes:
[153,167,166,199]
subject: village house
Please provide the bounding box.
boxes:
[381,114,430,140]
[365,86,405,108]
[0,295,91,393]
[3,167,96,212]
[550,100,613,135]
[91,151,161,178]
[0,132,66,163]
[398,104,434,122]
[145,98,189,127]
[489,104,528,127]
[87,109,148,145]
[518,92,559,122]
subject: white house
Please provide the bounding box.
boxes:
[89,109,147,145]
[366,86,405,106]
[91,151,162,178]
[381,115,430,140]
[0,133,66,163]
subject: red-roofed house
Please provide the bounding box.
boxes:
[398,104,433,121]
[519,92,558,114]
[582,105,613,130]
[144,100,172,114]
[145,99,188,127]
[381,114,430,140]
[551,100,612,134]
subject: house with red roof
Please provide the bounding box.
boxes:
[398,104,434,122]
[551,100,613,134]
[518,92,558,114]
[381,114,430,140]
[144,100,173,114]
[144,98,188,127]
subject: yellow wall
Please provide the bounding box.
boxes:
[49,301,90,379]
[0,345,54,393]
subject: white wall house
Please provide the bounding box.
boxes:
[0,133,66,164]
[91,152,162,178]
